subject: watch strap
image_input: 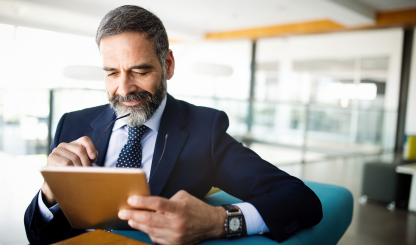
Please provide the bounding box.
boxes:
[233,206,247,236]
[221,204,239,213]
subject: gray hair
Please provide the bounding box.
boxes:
[96,5,169,67]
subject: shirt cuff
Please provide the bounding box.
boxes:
[233,202,270,235]
[37,189,61,223]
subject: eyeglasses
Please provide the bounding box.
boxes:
[94,113,131,147]
[91,113,168,183]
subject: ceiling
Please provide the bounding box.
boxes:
[0,0,415,40]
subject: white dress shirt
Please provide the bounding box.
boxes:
[38,96,269,235]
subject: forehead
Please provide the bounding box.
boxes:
[99,32,158,64]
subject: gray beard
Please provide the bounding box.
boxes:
[108,76,167,127]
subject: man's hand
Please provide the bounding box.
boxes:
[118,190,227,245]
[41,136,98,207]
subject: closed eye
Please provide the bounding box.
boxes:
[133,71,148,75]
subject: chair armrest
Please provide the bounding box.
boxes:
[201,181,353,245]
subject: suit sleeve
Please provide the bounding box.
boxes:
[24,113,84,245]
[211,111,323,242]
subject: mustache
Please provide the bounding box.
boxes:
[109,91,153,103]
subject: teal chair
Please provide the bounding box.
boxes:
[114,181,353,244]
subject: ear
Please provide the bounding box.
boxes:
[165,49,175,80]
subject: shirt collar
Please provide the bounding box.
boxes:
[112,95,167,133]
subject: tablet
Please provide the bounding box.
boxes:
[40,166,150,230]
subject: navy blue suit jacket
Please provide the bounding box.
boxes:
[24,94,322,244]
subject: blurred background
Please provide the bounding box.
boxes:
[0,0,415,244]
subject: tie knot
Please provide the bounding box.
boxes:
[127,125,149,142]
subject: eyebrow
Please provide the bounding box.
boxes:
[103,64,154,71]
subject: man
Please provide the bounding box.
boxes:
[24,5,322,245]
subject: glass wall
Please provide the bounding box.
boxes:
[253,28,403,164]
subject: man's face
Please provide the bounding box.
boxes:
[100,32,174,126]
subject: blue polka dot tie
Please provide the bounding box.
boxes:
[116,125,149,168]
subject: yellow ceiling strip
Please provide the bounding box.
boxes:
[205,8,416,40]
[205,20,345,40]
[377,8,416,26]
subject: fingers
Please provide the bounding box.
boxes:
[119,211,173,245]
[119,210,168,228]
[48,136,97,167]
[121,191,219,245]
[126,213,198,245]
[127,196,179,213]
[61,143,92,166]
[72,136,98,163]
[127,221,170,245]
[148,236,170,245]
[49,146,82,166]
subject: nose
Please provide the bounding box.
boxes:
[117,73,136,97]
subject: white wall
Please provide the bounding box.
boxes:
[405,27,416,136]
[169,39,251,100]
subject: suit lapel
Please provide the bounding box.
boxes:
[86,105,116,167]
[149,94,188,196]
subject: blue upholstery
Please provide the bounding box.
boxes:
[113,181,353,244]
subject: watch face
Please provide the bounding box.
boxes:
[228,216,242,234]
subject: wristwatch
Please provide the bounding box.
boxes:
[221,204,246,238]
